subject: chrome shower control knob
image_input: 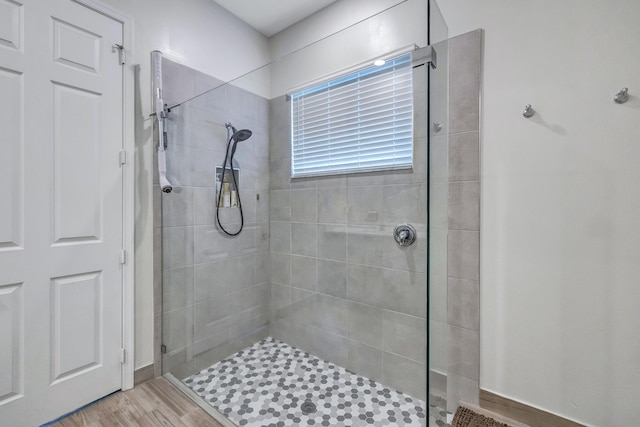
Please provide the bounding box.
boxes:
[394,224,416,246]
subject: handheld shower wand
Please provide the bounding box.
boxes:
[216,122,252,236]
[152,50,173,194]
[156,110,172,193]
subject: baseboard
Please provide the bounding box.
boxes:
[480,389,586,427]
[458,401,530,427]
[134,363,156,385]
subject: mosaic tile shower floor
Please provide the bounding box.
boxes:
[184,337,447,427]
[429,395,449,427]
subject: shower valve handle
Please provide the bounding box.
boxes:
[394,224,416,246]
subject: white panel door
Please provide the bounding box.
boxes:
[0,1,124,425]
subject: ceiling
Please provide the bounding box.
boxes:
[214,0,339,37]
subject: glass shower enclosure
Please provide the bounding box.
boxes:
[156,1,449,425]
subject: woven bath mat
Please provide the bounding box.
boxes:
[451,405,513,427]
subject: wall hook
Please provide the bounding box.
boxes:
[614,88,629,104]
[522,104,535,118]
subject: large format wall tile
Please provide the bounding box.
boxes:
[347,302,383,348]
[346,264,387,308]
[449,80,480,135]
[317,260,347,299]
[382,310,427,363]
[449,131,480,182]
[269,190,291,221]
[162,187,194,227]
[291,189,317,223]
[290,255,317,291]
[162,267,194,312]
[382,352,427,401]
[317,187,348,224]
[447,325,480,381]
[346,226,384,266]
[449,31,481,87]
[162,227,194,271]
[291,223,316,256]
[269,221,290,254]
[317,224,347,262]
[346,340,383,383]
[447,374,479,411]
[270,252,291,286]
[158,59,271,375]
[448,230,480,281]
[447,278,480,330]
[448,181,480,231]
[446,29,482,411]
[268,64,429,398]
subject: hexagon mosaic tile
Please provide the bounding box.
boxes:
[429,395,448,427]
[184,337,432,426]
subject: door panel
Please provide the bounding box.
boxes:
[53,82,102,243]
[0,67,22,250]
[0,282,22,405]
[52,18,101,74]
[0,0,22,51]
[0,1,124,425]
[50,271,102,383]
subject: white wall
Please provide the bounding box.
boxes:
[268,0,427,97]
[269,0,406,60]
[438,1,640,425]
[98,0,270,369]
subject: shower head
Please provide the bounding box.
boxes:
[225,122,252,143]
[232,128,252,142]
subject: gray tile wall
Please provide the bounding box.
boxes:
[154,59,270,379]
[153,34,481,409]
[429,35,450,400]
[267,65,429,401]
[446,29,482,412]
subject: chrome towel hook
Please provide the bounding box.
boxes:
[522,104,535,118]
[614,88,629,104]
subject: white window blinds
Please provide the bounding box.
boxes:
[290,53,413,178]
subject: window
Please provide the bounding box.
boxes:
[290,53,413,178]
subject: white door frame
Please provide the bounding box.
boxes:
[72,0,136,390]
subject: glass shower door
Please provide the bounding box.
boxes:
[154,1,452,425]
[428,0,450,424]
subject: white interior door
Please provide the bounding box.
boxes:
[0,0,124,425]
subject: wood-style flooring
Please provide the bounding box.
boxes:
[480,390,585,427]
[51,378,224,427]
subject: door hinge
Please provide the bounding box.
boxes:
[119,150,127,165]
[121,348,126,364]
[113,44,126,65]
[120,249,127,264]
[161,344,167,354]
